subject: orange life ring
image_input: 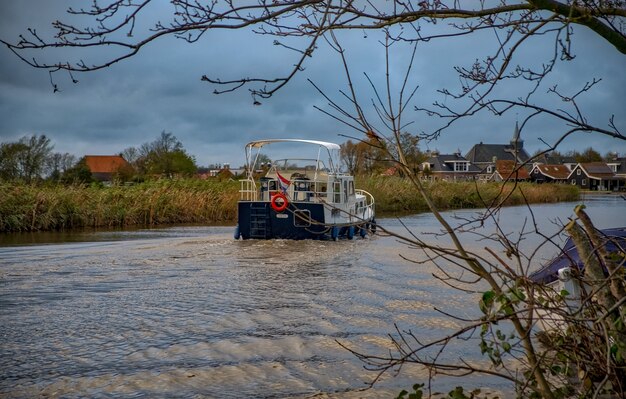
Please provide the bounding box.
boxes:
[270,192,289,212]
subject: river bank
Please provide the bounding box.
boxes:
[0,178,579,233]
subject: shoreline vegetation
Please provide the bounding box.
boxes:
[0,177,580,233]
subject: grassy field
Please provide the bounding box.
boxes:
[0,177,579,233]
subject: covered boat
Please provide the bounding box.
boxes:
[529,227,626,330]
[234,139,376,240]
[529,227,626,285]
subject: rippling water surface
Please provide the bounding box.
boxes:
[1,195,624,398]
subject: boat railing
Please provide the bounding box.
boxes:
[239,178,257,201]
[240,176,330,203]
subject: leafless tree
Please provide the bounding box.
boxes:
[3,1,625,397]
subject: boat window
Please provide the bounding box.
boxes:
[348,181,355,196]
[343,180,348,202]
[333,181,341,203]
[317,183,327,198]
[294,210,311,227]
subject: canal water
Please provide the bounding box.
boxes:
[1,195,624,398]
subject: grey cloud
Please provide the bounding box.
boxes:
[1,2,624,168]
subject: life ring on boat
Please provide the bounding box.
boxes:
[270,192,289,212]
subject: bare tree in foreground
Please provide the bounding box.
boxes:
[3,1,625,397]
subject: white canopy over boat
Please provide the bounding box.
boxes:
[245,138,342,174]
[245,139,341,151]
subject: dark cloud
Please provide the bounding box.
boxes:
[1,2,624,168]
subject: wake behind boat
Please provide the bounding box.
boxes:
[234,139,375,240]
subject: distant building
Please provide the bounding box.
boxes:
[199,163,237,180]
[465,122,531,179]
[380,166,398,177]
[606,154,626,181]
[421,151,481,181]
[533,152,577,171]
[83,155,129,182]
[567,162,620,191]
[529,164,571,183]
[488,160,530,182]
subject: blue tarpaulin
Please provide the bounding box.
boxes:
[529,227,626,284]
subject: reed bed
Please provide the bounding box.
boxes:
[1,177,579,233]
[0,180,239,233]
[357,176,580,215]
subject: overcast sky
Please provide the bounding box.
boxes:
[1,2,624,168]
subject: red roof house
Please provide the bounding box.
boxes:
[84,155,130,182]
[490,160,530,182]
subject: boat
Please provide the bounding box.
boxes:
[529,227,626,285]
[234,139,376,240]
[529,227,626,329]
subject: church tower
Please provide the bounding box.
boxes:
[510,121,524,150]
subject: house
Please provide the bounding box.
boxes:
[465,122,531,179]
[488,160,530,182]
[529,164,571,183]
[567,162,620,191]
[421,151,481,181]
[83,155,130,182]
[199,163,237,180]
[532,152,577,171]
[381,166,398,176]
[606,154,626,180]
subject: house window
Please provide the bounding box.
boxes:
[487,166,493,173]
[582,179,586,186]
[454,162,468,172]
[577,169,581,175]
[571,179,576,185]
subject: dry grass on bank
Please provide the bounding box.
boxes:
[1,177,579,233]
[357,176,580,214]
[0,179,239,233]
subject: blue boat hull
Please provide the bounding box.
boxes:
[236,201,370,240]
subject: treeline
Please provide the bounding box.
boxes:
[340,133,425,175]
[339,134,617,177]
[0,177,579,233]
[532,147,618,163]
[1,132,616,185]
[0,132,198,184]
